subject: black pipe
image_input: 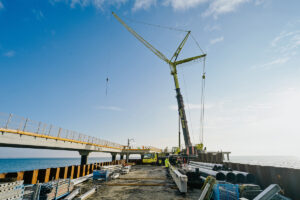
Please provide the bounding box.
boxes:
[236,173,246,183]
[194,167,226,181]
[189,161,224,170]
[220,170,236,182]
[233,171,255,183]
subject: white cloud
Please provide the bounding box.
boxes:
[52,0,266,16]
[133,0,156,11]
[53,0,127,10]
[251,57,290,70]
[95,106,123,111]
[204,24,221,32]
[32,9,44,20]
[3,50,15,58]
[254,0,269,6]
[163,0,207,11]
[210,36,224,44]
[253,29,300,70]
[203,0,250,19]
[271,31,300,53]
[70,0,105,9]
[0,1,4,9]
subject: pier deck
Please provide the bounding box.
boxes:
[80,165,201,200]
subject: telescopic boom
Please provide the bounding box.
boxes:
[112,12,206,155]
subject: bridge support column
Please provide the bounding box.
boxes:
[126,153,129,163]
[79,151,90,165]
[141,154,144,160]
[111,153,117,161]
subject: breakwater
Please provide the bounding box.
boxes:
[0,159,125,184]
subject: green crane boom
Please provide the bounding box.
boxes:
[112,12,206,155]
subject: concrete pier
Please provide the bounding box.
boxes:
[111,153,117,161]
[79,151,90,165]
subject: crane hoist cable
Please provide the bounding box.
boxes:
[200,57,206,144]
[106,77,109,96]
[112,12,206,155]
[122,16,189,33]
[190,33,207,145]
[123,16,207,145]
[122,15,208,146]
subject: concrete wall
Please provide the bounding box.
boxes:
[225,162,300,200]
[0,160,125,184]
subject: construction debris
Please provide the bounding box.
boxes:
[64,188,80,200]
[0,180,24,200]
[39,179,73,200]
[75,187,96,200]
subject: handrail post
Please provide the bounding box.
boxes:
[23,118,29,132]
[5,113,13,129]
[41,124,46,135]
[36,122,41,134]
[57,128,62,138]
[48,125,52,136]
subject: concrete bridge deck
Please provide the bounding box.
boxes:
[0,112,161,164]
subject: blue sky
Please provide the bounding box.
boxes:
[0,0,300,158]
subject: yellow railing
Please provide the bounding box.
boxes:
[0,112,124,150]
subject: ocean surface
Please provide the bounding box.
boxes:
[0,156,300,173]
[229,156,300,169]
[0,157,112,173]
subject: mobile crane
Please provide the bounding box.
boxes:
[112,12,206,156]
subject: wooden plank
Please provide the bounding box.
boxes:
[70,166,74,180]
[32,170,39,184]
[17,172,24,181]
[77,166,80,178]
[45,168,50,183]
[64,166,68,179]
[55,168,60,180]
[87,165,90,175]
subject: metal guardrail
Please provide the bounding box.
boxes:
[169,164,188,193]
[124,146,162,152]
[0,112,123,149]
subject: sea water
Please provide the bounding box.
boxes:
[0,156,299,174]
[0,157,112,173]
[229,155,300,169]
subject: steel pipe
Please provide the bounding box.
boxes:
[219,170,236,182]
[190,166,225,181]
[233,171,255,183]
[189,161,223,170]
[189,163,218,171]
[231,171,246,183]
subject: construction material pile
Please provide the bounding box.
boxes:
[39,179,73,200]
[213,183,239,200]
[23,184,39,200]
[0,180,24,200]
[184,161,291,200]
[186,161,255,184]
[93,164,131,181]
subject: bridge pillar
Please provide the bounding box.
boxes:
[126,153,129,163]
[79,151,90,165]
[141,154,144,160]
[111,153,117,161]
